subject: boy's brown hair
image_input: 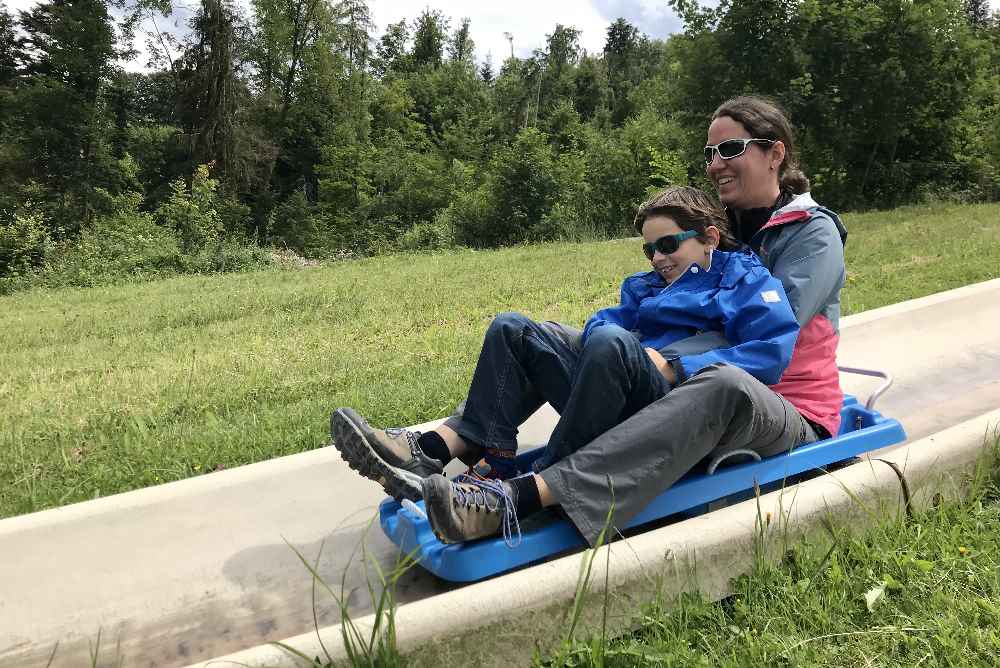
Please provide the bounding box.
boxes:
[634,186,739,251]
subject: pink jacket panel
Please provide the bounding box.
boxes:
[770,313,843,437]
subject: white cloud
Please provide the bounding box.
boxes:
[368,0,617,65]
[5,0,38,12]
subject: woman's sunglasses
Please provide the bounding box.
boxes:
[704,138,776,165]
[642,230,699,260]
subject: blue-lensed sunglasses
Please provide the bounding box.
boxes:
[642,230,699,259]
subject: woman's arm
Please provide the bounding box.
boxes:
[769,216,846,326]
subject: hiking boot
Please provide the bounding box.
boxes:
[423,473,521,546]
[330,407,444,501]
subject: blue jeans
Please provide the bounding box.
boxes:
[451,312,673,471]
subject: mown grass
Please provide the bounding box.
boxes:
[541,441,1000,667]
[1,201,999,519]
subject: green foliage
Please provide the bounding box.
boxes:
[398,218,454,251]
[269,190,324,254]
[582,109,688,237]
[665,0,995,210]
[0,208,51,281]
[450,127,587,247]
[410,8,448,70]
[0,0,997,286]
[156,164,223,253]
[39,190,182,288]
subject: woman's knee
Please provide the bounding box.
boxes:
[692,363,753,395]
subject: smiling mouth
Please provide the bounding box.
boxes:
[655,264,677,276]
[717,176,734,186]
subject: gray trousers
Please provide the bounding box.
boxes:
[538,362,819,545]
[445,325,818,546]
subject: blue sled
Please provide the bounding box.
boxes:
[379,393,906,582]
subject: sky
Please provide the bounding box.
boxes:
[4,0,1000,71]
[0,0,688,70]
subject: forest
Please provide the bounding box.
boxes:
[0,0,997,290]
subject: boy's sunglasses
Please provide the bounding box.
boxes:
[704,138,775,165]
[642,230,699,260]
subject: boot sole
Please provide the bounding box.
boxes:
[330,408,423,502]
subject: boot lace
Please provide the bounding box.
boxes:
[385,427,420,454]
[451,474,522,548]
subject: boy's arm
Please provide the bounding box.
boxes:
[675,272,800,385]
[582,276,643,343]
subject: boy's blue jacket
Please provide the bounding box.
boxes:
[582,249,799,385]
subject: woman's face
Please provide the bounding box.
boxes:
[642,215,712,284]
[706,115,783,210]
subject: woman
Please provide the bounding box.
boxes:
[332,186,805,545]
[704,95,847,440]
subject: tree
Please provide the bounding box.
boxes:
[374,19,408,76]
[573,54,608,123]
[410,8,447,69]
[479,53,494,83]
[964,0,993,28]
[0,2,22,89]
[19,0,117,100]
[545,24,579,77]
[249,0,331,125]
[332,0,371,76]
[177,0,240,178]
[12,0,121,231]
[448,16,474,66]
[603,18,640,124]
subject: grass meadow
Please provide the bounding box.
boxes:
[544,447,1000,667]
[2,201,1000,520]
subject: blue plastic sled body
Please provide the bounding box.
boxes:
[379,395,906,583]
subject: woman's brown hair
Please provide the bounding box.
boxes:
[712,95,810,195]
[634,186,739,251]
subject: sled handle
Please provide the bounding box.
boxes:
[707,449,762,475]
[837,366,894,411]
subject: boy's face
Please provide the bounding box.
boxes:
[642,215,710,284]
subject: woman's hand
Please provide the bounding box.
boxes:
[644,347,677,384]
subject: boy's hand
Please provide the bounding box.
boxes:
[644,347,676,384]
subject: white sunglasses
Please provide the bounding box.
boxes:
[704,138,776,165]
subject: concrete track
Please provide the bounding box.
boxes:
[2,279,999,668]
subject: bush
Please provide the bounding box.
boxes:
[530,201,598,242]
[442,186,494,247]
[0,209,51,279]
[37,190,183,288]
[398,217,455,251]
[182,239,274,274]
[156,164,223,253]
[268,191,326,256]
[450,128,588,247]
[581,110,689,238]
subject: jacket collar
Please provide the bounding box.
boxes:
[640,247,730,289]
